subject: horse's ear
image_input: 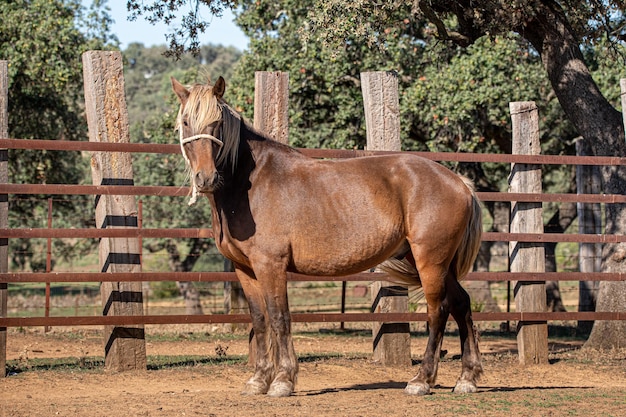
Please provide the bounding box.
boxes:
[213,76,226,99]
[171,77,189,103]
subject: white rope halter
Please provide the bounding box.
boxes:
[180,133,224,205]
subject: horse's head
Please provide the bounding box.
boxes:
[171,76,240,204]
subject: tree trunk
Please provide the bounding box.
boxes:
[164,240,206,315]
[544,202,577,312]
[469,240,501,312]
[176,281,203,315]
[467,199,510,313]
[521,5,626,349]
[576,138,602,336]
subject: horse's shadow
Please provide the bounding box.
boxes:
[300,381,406,396]
[481,385,594,393]
[300,383,594,397]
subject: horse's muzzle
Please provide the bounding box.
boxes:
[194,170,221,192]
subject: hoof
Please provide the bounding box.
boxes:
[453,379,477,394]
[241,378,268,396]
[405,381,431,396]
[267,380,294,397]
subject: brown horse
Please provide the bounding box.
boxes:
[171,76,483,397]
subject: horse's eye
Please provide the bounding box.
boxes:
[183,120,189,127]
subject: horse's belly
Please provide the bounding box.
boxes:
[290,230,403,276]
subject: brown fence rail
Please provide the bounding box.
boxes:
[2,311,625,329]
[3,136,626,166]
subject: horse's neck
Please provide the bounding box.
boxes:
[213,123,297,210]
[212,124,257,208]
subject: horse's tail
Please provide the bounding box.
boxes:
[377,258,424,303]
[453,176,483,281]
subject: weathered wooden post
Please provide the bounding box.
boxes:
[82,51,146,371]
[0,60,8,377]
[362,71,411,367]
[508,101,548,365]
[254,71,289,143]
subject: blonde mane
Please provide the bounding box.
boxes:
[175,81,241,205]
[176,82,241,172]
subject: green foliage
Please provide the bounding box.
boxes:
[124,43,242,126]
[151,281,180,299]
[306,1,626,54]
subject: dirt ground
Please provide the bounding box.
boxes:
[2,324,626,417]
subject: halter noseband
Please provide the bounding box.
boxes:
[180,133,224,148]
[180,133,224,206]
[179,131,224,164]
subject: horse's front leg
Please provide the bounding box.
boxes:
[235,267,273,395]
[253,263,297,397]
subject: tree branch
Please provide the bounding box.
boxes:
[418,0,472,46]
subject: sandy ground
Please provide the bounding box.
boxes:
[2,325,626,417]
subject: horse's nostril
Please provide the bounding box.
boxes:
[194,172,205,188]
[195,171,220,190]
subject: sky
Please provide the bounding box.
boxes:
[101,2,249,51]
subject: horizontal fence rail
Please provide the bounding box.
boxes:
[2,311,625,329]
[3,137,626,166]
[3,183,626,204]
[2,229,626,244]
[1,271,625,283]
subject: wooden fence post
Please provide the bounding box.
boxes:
[82,51,146,371]
[508,101,548,365]
[254,71,289,143]
[0,60,8,377]
[576,138,601,334]
[362,71,411,367]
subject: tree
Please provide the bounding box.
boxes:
[0,0,116,270]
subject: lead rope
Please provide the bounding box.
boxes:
[180,132,224,205]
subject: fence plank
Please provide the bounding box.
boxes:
[362,71,411,367]
[0,60,8,377]
[509,101,548,365]
[3,137,626,167]
[82,51,146,371]
[2,270,626,284]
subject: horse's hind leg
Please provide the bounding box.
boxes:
[405,263,450,395]
[448,278,483,393]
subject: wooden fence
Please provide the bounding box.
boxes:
[1,52,626,375]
